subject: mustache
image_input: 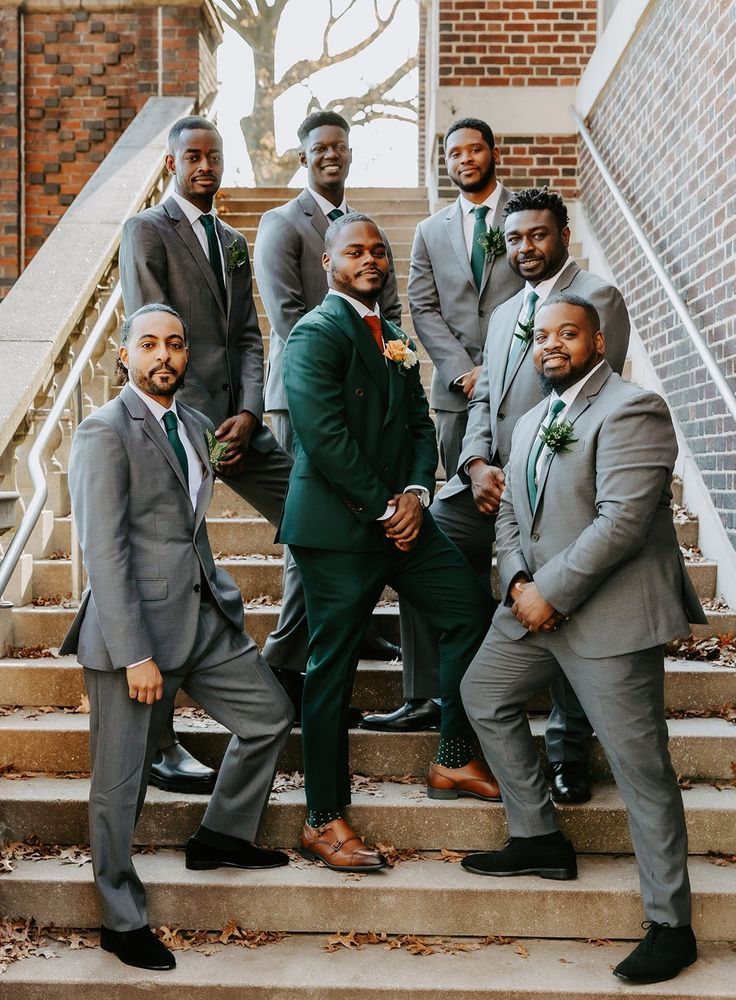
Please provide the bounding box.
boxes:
[150,364,177,375]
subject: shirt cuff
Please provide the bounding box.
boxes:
[377,505,394,521]
[453,371,472,386]
[125,657,151,670]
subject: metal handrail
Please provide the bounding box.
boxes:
[572,106,736,426]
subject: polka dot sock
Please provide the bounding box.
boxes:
[307,808,342,829]
[435,735,478,769]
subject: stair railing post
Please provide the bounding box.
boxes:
[70,381,85,603]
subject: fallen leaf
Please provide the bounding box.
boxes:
[439,848,466,863]
[515,942,530,958]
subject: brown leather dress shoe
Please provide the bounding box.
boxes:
[427,758,502,801]
[300,819,388,872]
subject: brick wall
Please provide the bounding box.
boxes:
[0,7,21,298]
[437,132,578,200]
[579,0,736,543]
[438,0,597,86]
[0,1,221,296]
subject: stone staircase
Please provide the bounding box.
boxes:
[1,188,735,996]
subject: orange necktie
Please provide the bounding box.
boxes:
[364,314,384,355]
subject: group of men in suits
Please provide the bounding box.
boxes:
[61,111,702,984]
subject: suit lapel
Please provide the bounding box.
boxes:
[446,199,475,290]
[382,321,408,426]
[217,218,236,330]
[495,290,527,403]
[323,296,388,397]
[515,402,547,520]
[164,198,226,319]
[299,189,329,241]
[121,385,191,498]
[478,186,508,297]
[178,406,214,529]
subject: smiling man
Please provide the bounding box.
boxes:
[459,292,705,985]
[279,214,496,871]
[60,304,292,973]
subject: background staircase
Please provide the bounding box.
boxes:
[1,188,735,996]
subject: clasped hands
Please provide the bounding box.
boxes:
[383,492,422,553]
[468,459,505,515]
[509,576,567,634]
[213,410,259,473]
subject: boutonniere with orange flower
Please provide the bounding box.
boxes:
[383,335,419,375]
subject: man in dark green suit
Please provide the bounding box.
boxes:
[279,214,497,872]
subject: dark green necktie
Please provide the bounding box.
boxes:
[326,208,344,222]
[199,213,227,307]
[526,398,565,508]
[470,205,490,291]
[163,410,189,482]
[504,289,540,388]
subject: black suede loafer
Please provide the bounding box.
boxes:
[148,742,218,794]
[613,922,697,983]
[100,925,176,971]
[185,835,290,871]
[549,762,592,804]
[361,699,441,732]
[461,834,577,881]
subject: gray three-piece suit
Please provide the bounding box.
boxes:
[60,386,292,929]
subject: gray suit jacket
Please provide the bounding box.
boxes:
[450,261,631,492]
[493,363,706,657]
[254,189,402,413]
[120,197,276,452]
[60,386,245,671]
[408,185,524,413]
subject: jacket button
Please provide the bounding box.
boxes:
[498,412,505,420]
[478,309,485,317]
[356,388,364,397]
[381,464,388,472]
[222,383,230,391]
[193,583,201,593]
[532,533,539,542]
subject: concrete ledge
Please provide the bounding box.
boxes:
[435,86,577,135]
[0,96,193,460]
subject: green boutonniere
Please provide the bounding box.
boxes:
[538,420,577,454]
[477,226,506,260]
[226,243,248,274]
[514,317,535,343]
[205,429,230,470]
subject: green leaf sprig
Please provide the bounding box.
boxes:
[477,226,506,260]
[205,429,230,469]
[514,317,535,343]
[538,420,577,454]
[226,244,248,273]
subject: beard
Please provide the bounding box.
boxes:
[537,368,576,395]
[452,158,496,193]
[133,365,186,396]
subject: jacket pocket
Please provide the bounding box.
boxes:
[136,578,168,601]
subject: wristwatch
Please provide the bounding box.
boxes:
[405,487,431,509]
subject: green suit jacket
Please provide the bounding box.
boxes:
[278,293,438,552]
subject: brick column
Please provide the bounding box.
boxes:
[0,5,21,298]
[0,0,222,298]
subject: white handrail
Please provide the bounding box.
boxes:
[572,106,736,426]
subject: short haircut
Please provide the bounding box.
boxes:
[538,293,601,334]
[443,117,495,151]
[120,303,187,346]
[297,111,351,146]
[503,187,569,231]
[168,116,220,152]
[324,212,378,253]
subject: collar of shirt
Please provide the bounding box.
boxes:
[327,288,381,321]
[171,191,216,228]
[549,359,607,419]
[128,380,182,426]
[523,257,575,308]
[307,185,348,219]
[171,192,225,276]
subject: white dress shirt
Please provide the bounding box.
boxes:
[517,256,576,326]
[307,185,348,219]
[171,192,225,277]
[459,184,503,258]
[534,359,606,483]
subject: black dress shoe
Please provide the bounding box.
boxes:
[549,762,591,804]
[100,925,176,971]
[149,742,218,794]
[461,833,577,880]
[185,834,290,871]
[613,922,697,983]
[361,699,441,732]
[359,634,401,661]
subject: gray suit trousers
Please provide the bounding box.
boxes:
[461,625,691,926]
[434,409,468,484]
[88,599,293,930]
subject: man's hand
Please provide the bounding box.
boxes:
[383,492,423,552]
[126,658,164,704]
[458,366,482,399]
[511,581,561,634]
[215,411,259,470]
[468,459,505,515]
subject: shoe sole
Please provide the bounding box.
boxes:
[612,953,697,984]
[148,777,216,794]
[185,858,289,871]
[462,862,577,881]
[550,791,592,804]
[427,787,502,802]
[359,722,439,732]
[300,848,388,873]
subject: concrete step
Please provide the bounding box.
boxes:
[2,712,734,781]
[2,656,733,716]
[3,777,734,856]
[1,851,733,940]
[218,185,429,201]
[230,212,425,230]
[4,935,735,1000]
